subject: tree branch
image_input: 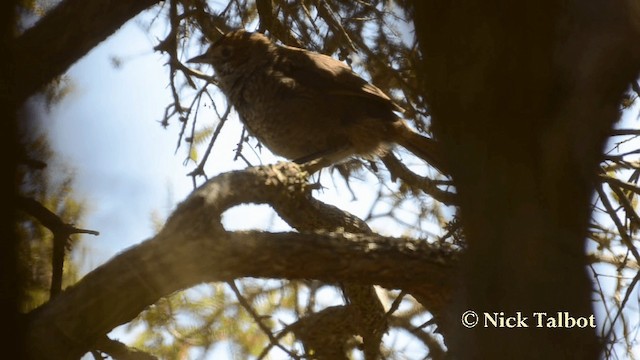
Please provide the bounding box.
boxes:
[25,165,458,359]
[17,196,99,297]
[381,153,456,205]
[94,336,158,360]
[13,0,161,102]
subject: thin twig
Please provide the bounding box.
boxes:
[187,105,232,179]
[227,281,300,359]
[381,153,456,205]
[596,183,640,262]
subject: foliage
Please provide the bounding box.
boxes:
[16,129,87,312]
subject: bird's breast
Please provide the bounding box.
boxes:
[223,72,349,160]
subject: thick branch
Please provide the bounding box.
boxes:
[26,165,457,359]
[248,165,387,358]
[26,230,457,359]
[13,0,161,102]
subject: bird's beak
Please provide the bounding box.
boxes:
[187,53,209,64]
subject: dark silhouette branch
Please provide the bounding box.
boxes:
[94,336,158,360]
[13,0,162,102]
[389,316,445,360]
[17,196,99,297]
[381,152,456,205]
[595,184,640,262]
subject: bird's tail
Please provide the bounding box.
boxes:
[394,126,448,174]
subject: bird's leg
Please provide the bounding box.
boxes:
[292,147,342,164]
[298,158,332,174]
[293,145,352,173]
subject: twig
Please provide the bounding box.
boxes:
[94,336,158,360]
[599,173,640,196]
[382,290,406,322]
[595,184,640,263]
[381,153,456,205]
[17,196,99,297]
[228,281,300,359]
[187,105,231,180]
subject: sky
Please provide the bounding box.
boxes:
[46,17,188,267]
[46,15,297,267]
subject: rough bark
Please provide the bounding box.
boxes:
[412,1,640,358]
[25,164,458,359]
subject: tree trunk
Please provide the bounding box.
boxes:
[412,1,640,358]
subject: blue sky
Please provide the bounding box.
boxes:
[47,18,190,267]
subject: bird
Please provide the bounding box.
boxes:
[187,29,446,173]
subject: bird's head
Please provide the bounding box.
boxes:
[187,30,274,76]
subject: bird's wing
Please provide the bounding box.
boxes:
[275,45,402,112]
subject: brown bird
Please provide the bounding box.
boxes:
[188,30,446,173]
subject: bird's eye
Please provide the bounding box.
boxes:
[219,46,232,59]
